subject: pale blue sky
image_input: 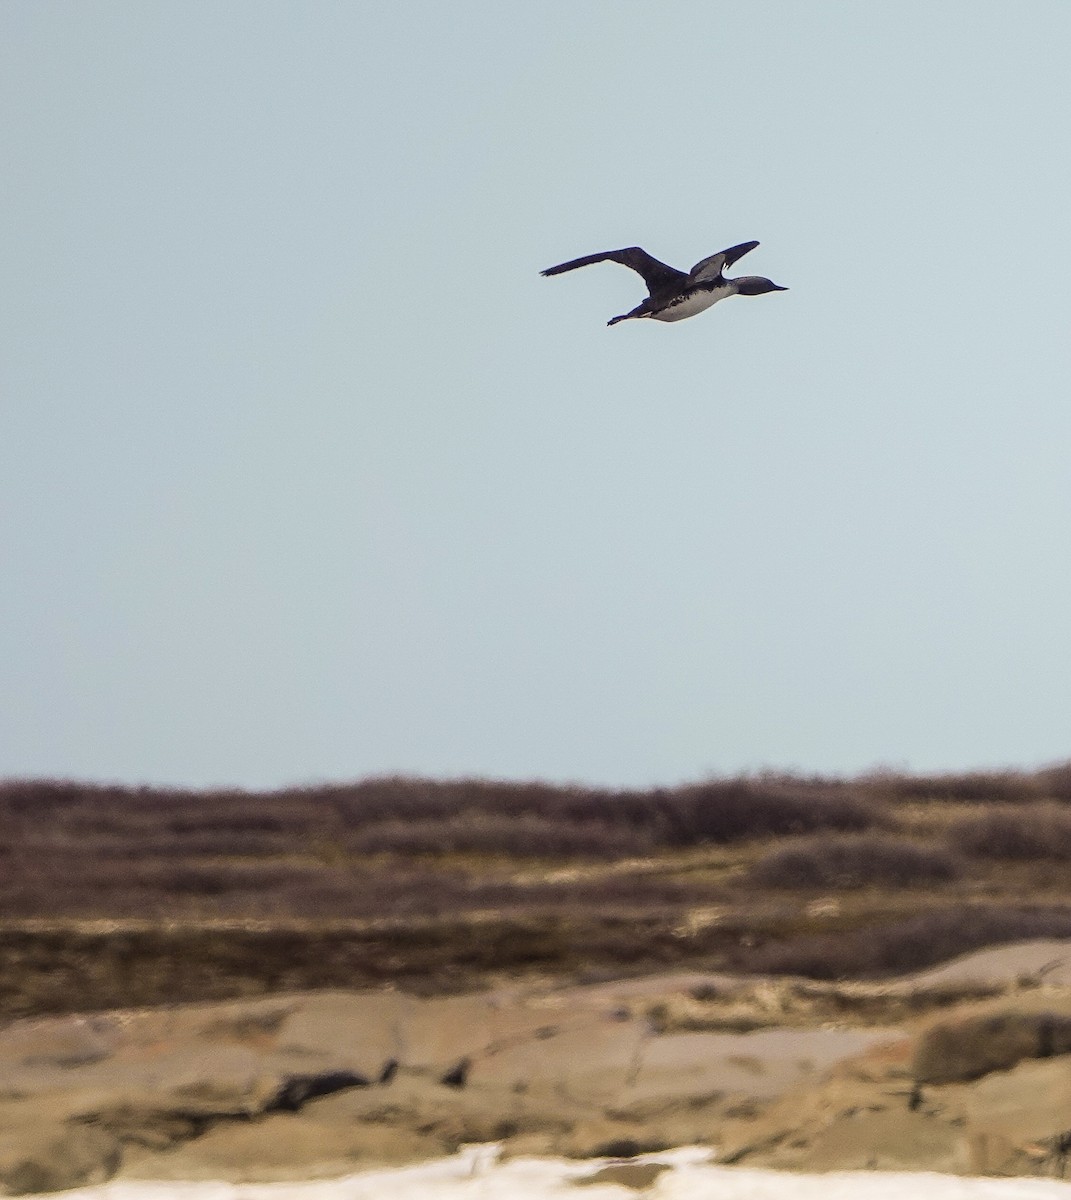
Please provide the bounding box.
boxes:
[3,2,1070,789]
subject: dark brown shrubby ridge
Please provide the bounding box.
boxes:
[749,906,1071,980]
[1,762,1071,1015]
[347,814,656,859]
[856,768,1044,805]
[947,803,1071,860]
[0,766,1066,901]
[1030,760,1071,801]
[747,833,962,889]
[914,1007,1071,1084]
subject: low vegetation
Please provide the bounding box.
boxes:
[747,833,962,889]
[914,1007,1071,1084]
[646,975,1022,1035]
[2,763,1071,1016]
[946,802,1071,860]
[748,906,1071,979]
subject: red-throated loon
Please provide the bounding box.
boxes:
[540,240,786,326]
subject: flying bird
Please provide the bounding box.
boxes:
[541,240,786,326]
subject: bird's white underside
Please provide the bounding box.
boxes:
[649,285,731,322]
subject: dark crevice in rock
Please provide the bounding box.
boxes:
[269,1069,370,1112]
[440,1057,470,1088]
[590,1136,666,1159]
[1039,1014,1055,1058]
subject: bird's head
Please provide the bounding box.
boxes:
[734,276,788,296]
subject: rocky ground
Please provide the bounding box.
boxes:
[2,940,1071,1194]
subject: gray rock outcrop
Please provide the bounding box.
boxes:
[2,940,1071,1191]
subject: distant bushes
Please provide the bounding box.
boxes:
[6,765,1071,1012]
[748,834,962,890]
[651,780,878,845]
[858,769,1042,805]
[0,772,880,921]
[0,780,322,842]
[349,814,655,859]
[7,763,1071,878]
[947,803,1071,861]
[747,906,1071,980]
[0,835,714,920]
[0,773,882,869]
[322,774,880,848]
[1035,762,1071,801]
[855,762,1071,806]
[2,763,1071,926]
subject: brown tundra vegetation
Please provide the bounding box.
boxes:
[2,763,1071,1017]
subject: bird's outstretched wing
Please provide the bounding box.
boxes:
[689,240,760,282]
[541,247,688,294]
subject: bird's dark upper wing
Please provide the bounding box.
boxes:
[689,240,760,282]
[541,247,688,294]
